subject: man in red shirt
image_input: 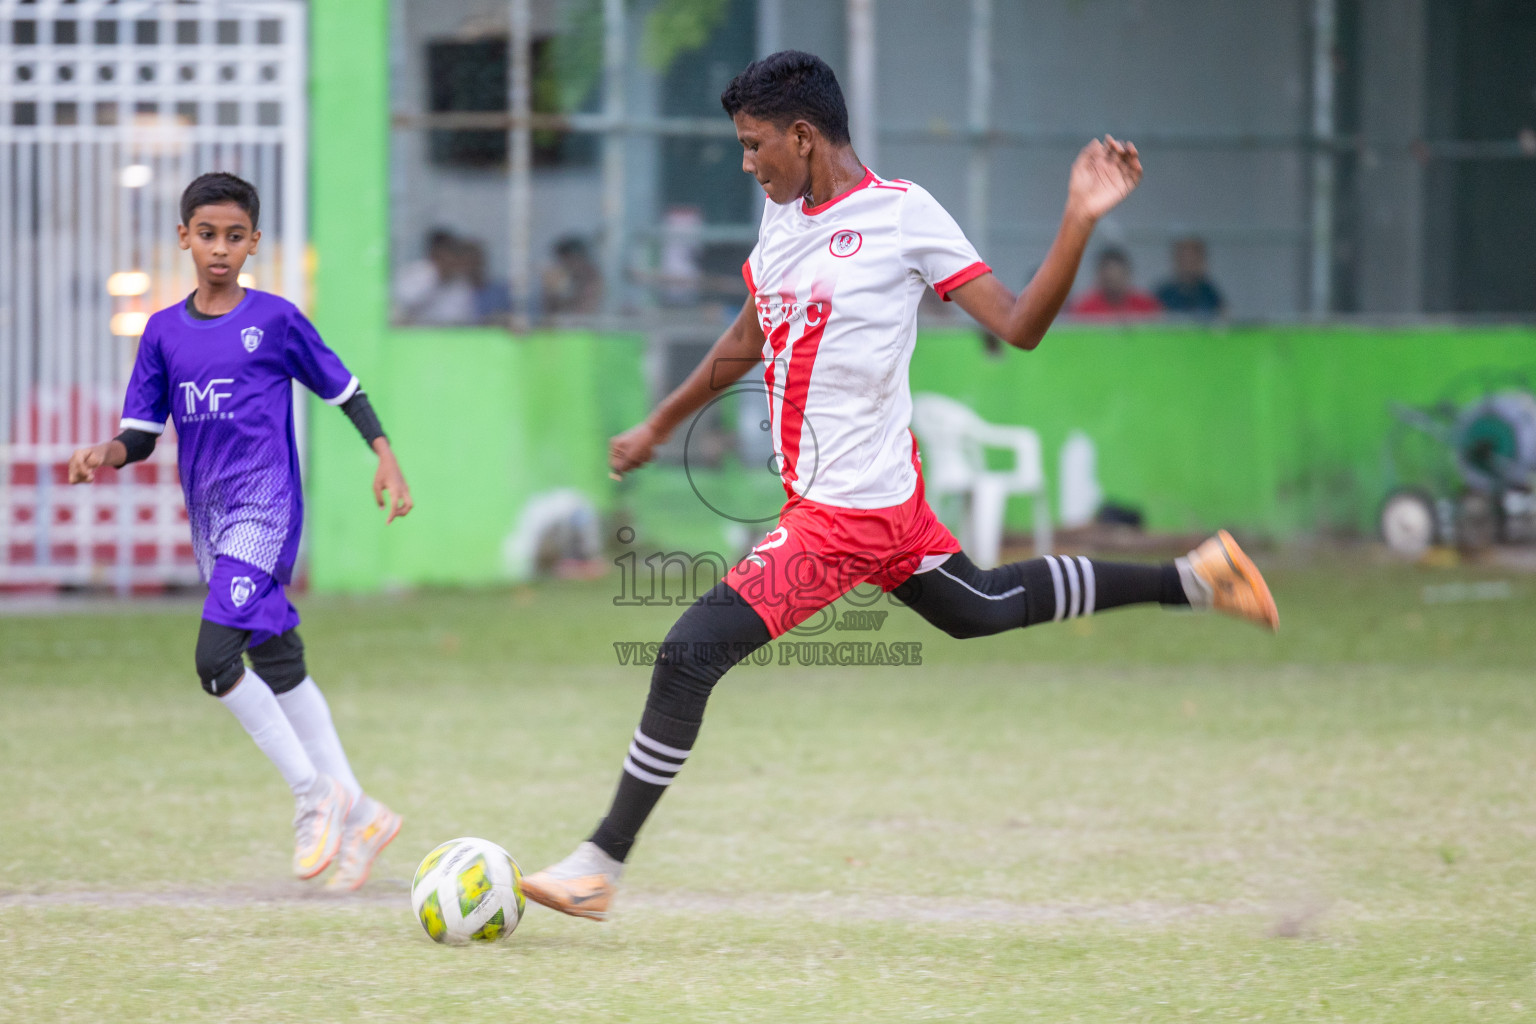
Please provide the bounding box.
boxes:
[1069,246,1161,317]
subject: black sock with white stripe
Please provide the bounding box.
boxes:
[588,583,772,863]
[1026,554,1188,623]
[588,707,698,862]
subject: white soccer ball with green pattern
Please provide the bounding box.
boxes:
[410,837,525,944]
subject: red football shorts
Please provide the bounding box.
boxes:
[724,480,962,638]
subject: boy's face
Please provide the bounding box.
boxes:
[734,112,813,206]
[177,202,259,287]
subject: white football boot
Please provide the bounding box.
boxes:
[292,775,351,880]
[325,795,404,891]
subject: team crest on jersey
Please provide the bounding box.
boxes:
[241,326,263,353]
[829,230,862,258]
[230,576,256,607]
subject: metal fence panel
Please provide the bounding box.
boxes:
[0,0,307,591]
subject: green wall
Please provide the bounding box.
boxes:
[909,325,1536,539]
[302,321,1535,592]
[306,328,643,591]
[307,0,385,591]
[306,1,1535,593]
[307,2,647,591]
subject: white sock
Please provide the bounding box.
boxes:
[219,668,319,797]
[1175,555,1214,609]
[274,677,363,803]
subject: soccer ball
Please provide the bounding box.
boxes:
[410,837,526,944]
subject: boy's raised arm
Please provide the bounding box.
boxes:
[950,136,1142,350]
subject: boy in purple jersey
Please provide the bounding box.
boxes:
[68,173,411,889]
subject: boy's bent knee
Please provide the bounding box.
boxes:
[248,629,308,694]
[645,583,771,720]
[917,603,1016,640]
[647,639,735,720]
[195,620,249,696]
[895,552,1033,639]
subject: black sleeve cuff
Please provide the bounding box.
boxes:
[114,428,159,465]
[340,389,387,448]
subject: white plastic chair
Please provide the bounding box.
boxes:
[910,393,1051,567]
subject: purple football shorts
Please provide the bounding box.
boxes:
[202,556,301,647]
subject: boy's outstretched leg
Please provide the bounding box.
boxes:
[894,531,1277,636]
[520,583,771,920]
[250,629,404,891]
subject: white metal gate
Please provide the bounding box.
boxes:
[0,0,306,592]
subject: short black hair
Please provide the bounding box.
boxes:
[720,50,850,145]
[1098,246,1131,268]
[180,172,259,229]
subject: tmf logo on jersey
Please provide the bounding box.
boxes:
[179,378,235,416]
[241,326,263,353]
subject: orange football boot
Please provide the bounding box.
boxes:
[518,842,622,921]
[1181,530,1280,631]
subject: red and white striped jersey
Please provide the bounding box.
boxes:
[743,167,989,509]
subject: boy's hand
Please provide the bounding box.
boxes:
[371,440,413,524]
[68,442,121,484]
[608,422,662,480]
[1066,135,1142,222]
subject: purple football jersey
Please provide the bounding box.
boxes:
[119,289,358,584]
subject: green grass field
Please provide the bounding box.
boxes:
[3,554,1535,1022]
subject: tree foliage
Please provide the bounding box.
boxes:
[543,0,735,115]
[640,0,733,72]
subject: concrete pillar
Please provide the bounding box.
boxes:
[1354,0,1428,313]
[508,0,532,329]
[846,0,877,169]
[601,0,626,315]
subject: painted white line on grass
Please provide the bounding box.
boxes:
[0,885,1255,926]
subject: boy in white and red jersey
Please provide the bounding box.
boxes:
[521,51,1278,920]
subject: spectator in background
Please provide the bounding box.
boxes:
[542,236,603,316]
[1069,247,1161,318]
[394,228,477,325]
[1155,236,1225,317]
[461,239,514,324]
[658,206,704,307]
